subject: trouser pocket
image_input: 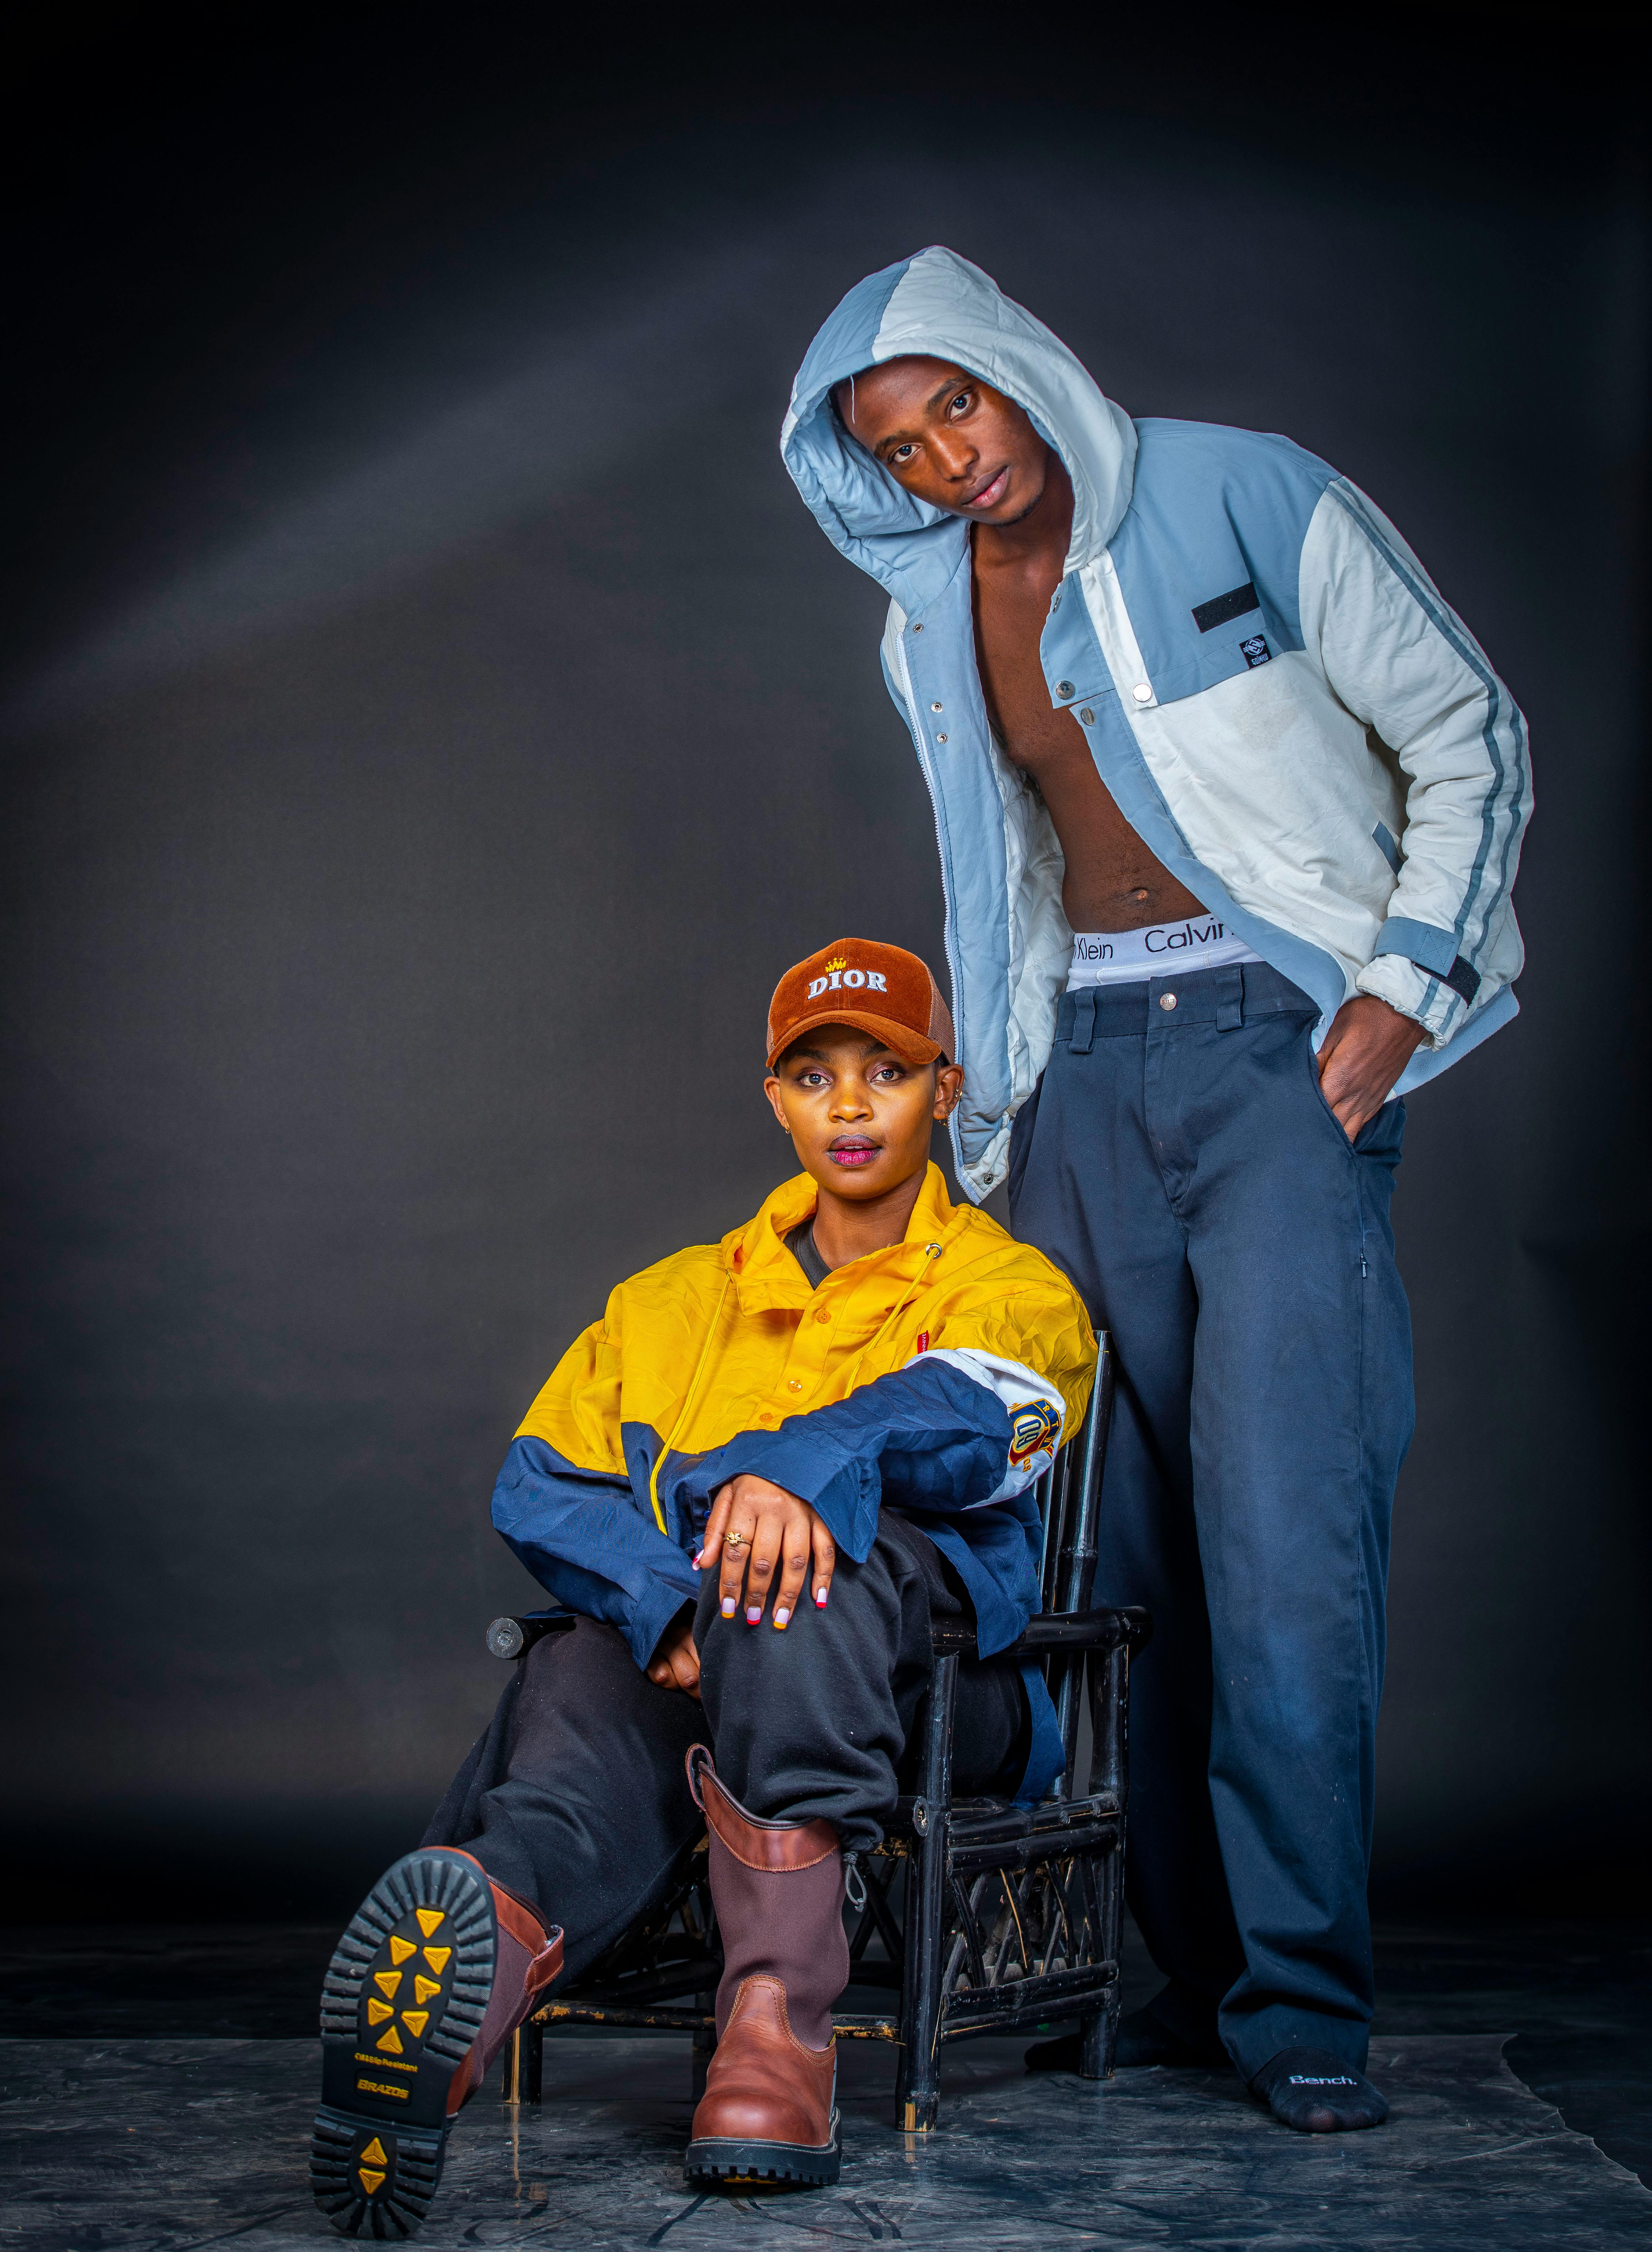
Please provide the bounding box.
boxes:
[1301,1024,1359,1152]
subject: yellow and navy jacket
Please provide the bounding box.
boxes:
[493,1162,1097,1801]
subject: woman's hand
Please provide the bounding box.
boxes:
[697,1474,837,1628]
[646,1610,701,1698]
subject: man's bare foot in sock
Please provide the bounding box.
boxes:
[1251,2048,1388,2132]
[1025,2005,1230,2074]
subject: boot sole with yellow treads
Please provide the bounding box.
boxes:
[310,1849,497,2238]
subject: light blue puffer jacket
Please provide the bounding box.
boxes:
[782,247,1532,1197]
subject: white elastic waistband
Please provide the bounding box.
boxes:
[1067,917,1264,989]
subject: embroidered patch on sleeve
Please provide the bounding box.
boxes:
[1240,635,1271,668]
[1007,1399,1061,1469]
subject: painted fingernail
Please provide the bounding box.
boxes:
[721,1598,736,1618]
[745,1606,762,1625]
[773,1608,790,1628]
[815,1589,828,1608]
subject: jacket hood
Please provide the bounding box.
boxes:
[781,246,1137,616]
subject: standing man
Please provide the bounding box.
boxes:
[780,247,1530,2134]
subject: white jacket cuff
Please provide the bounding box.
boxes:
[1354,952,1466,1047]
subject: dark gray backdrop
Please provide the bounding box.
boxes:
[3,48,1645,1915]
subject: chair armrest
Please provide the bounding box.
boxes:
[486,1610,578,1659]
[928,1604,1153,1661]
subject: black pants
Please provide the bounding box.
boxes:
[422,1515,1027,1986]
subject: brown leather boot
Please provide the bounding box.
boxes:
[683,1747,848,2189]
[311,1847,563,2237]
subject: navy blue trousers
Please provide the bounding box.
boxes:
[1008,961,1413,2076]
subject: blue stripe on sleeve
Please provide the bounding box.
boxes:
[1325,480,1528,972]
[491,1436,699,1672]
[1372,915,1458,975]
[663,1359,1012,1560]
[663,1361,1070,1662]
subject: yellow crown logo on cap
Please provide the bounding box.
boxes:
[823,955,848,973]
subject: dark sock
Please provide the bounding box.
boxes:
[1251,2047,1388,2133]
[1025,2004,1230,2074]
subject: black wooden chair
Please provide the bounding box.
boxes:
[484,1333,1151,2131]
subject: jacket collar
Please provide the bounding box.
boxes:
[725,1162,969,1315]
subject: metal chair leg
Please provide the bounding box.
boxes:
[501,2020,543,2103]
[1081,1637,1129,2082]
[895,1654,957,2133]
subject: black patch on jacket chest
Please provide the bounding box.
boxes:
[1191,581,1260,633]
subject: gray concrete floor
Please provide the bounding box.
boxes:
[5,2028,1652,2250]
[2,1919,1649,2249]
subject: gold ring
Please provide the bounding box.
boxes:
[724,1530,747,1549]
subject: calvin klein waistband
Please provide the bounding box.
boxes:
[1067,916,1263,988]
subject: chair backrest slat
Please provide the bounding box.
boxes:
[1033,1332,1116,1797]
[1033,1422,1067,1616]
[1054,1334,1114,1617]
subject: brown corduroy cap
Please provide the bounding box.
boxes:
[766,937,956,1070]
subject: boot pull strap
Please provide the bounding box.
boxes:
[685,1742,713,1814]
[683,1746,841,1871]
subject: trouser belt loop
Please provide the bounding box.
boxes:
[1070,987,1097,1054]
[1215,966,1245,1032]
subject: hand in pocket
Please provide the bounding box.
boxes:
[1316,997,1425,1140]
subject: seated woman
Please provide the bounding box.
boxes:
[310,937,1097,2233]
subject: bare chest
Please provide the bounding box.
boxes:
[977,572,1080,766]
[969,555,1208,930]
[972,573,1093,783]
